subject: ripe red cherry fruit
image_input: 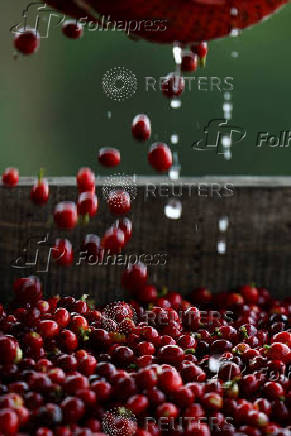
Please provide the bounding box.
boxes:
[191,41,208,66]
[2,168,19,187]
[127,394,149,415]
[239,284,259,304]
[158,368,183,393]
[0,409,19,435]
[77,191,98,217]
[161,73,185,98]
[132,114,151,141]
[30,179,49,205]
[267,342,290,362]
[114,217,132,244]
[0,336,22,364]
[81,234,101,262]
[121,262,148,292]
[13,276,43,305]
[38,320,59,338]
[77,167,95,192]
[52,239,73,266]
[14,28,40,55]
[62,20,83,39]
[181,52,198,72]
[61,397,85,423]
[98,147,120,167]
[54,201,78,229]
[137,284,158,303]
[101,226,125,254]
[148,143,172,172]
[108,190,131,215]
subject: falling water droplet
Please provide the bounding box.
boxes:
[230,7,239,16]
[168,152,181,180]
[170,99,182,109]
[171,134,179,145]
[223,149,232,160]
[231,51,239,58]
[217,239,226,254]
[107,111,112,120]
[230,28,240,37]
[218,216,229,232]
[172,42,182,65]
[164,199,182,220]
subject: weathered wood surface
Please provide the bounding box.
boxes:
[1,177,291,304]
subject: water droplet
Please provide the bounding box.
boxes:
[224,92,231,101]
[107,111,112,119]
[164,199,182,220]
[223,103,233,112]
[170,99,182,109]
[171,134,179,145]
[230,8,239,16]
[172,42,182,65]
[218,216,229,232]
[223,149,232,160]
[230,28,240,37]
[222,135,231,148]
[231,51,239,58]
[217,240,226,254]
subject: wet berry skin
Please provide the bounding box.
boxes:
[30,179,49,205]
[132,114,151,141]
[181,52,198,72]
[0,336,22,364]
[14,29,40,55]
[54,201,78,229]
[52,239,73,266]
[161,73,185,98]
[62,20,83,39]
[98,147,120,167]
[101,226,125,254]
[76,167,95,192]
[121,263,148,292]
[0,408,19,434]
[2,168,19,187]
[148,143,173,172]
[108,190,131,215]
[77,191,98,217]
[114,217,132,244]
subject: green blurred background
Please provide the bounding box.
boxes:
[1,1,291,176]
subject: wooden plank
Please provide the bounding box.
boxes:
[0,179,290,304]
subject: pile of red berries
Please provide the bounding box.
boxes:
[0,275,290,435]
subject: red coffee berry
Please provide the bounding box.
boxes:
[98,147,120,167]
[30,179,49,205]
[108,190,131,215]
[14,28,40,55]
[114,217,132,244]
[2,168,19,187]
[77,167,95,192]
[77,191,98,217]
[62,20,83,39]
[52,239,73,266]
[161,73,185,98]
[181,52,198,72]
[132,114,151,141]
[54,201,78,229]
[101,226,125,254]
[121,263,148,292]
[148,143,172,172]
